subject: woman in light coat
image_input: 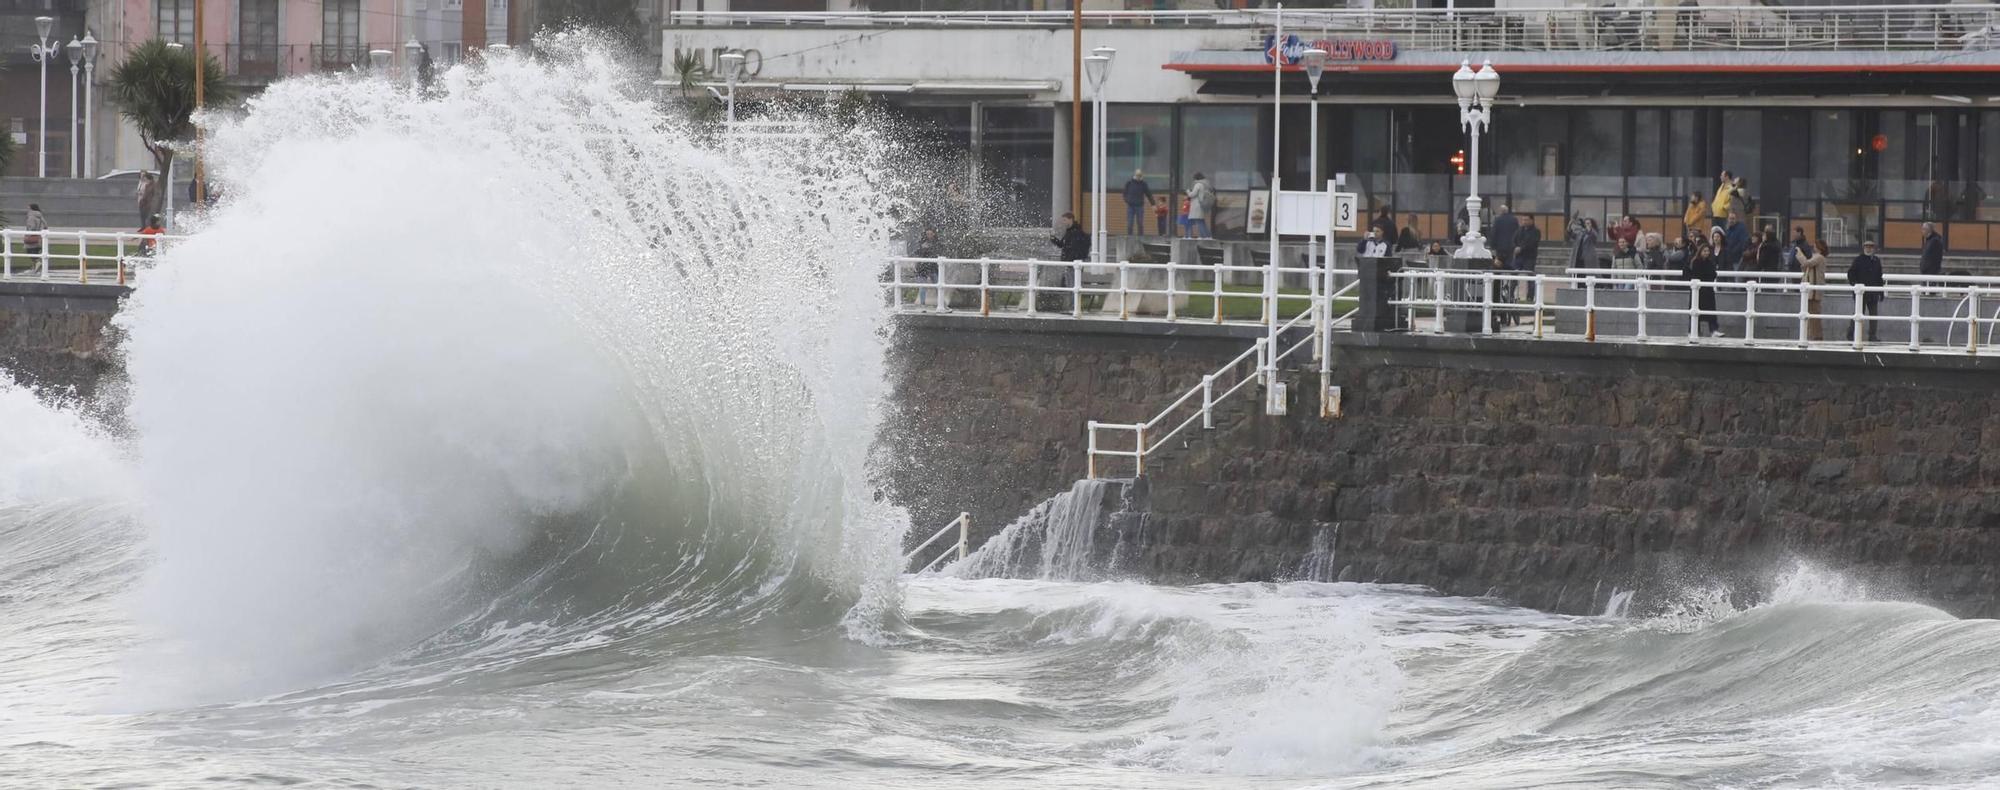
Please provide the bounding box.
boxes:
[1799,238,1829,342]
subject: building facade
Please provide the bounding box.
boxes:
[665,2,2000,253]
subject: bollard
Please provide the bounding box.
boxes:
[1085,420,1098,479]
[956,513,969,562]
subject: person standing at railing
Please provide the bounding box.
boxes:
[1154,196,1171,236]
[1919,222,1946,291]
[1847,240,1885,343]
[1683,192,1708,235]
[1683,241,1722,338]
[135,172,158,227]
[1711,170,1737,231]
[1609,215,1640,251]
[1610,236,1638,287]
[1801,239,1829,342]
[1357,228,1390,259]
[1185,173,1215,239]
[1396,213,1422,252]
[1514,213,1542,304]
[22,203,46,257]
[1754,227,1783,275]
[1639,232,1667,273]
[1664,233,1689,273]
[138,215,165,257]
[1123,170,1153,237]
[1045,213,1090,313]
[1785,226,1812,272]
[1722,210,1750,270]
[1489,204,1518,271]
[1569,217,1602,270]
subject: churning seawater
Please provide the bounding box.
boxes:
[5,45,2000,789]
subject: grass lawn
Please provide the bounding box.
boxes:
[0,241,145,271]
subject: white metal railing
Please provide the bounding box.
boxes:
[883,256,1349,328]
[904,511,970,574]
[669,4,1999,53]
[0,228,189,286]
[1392,267,2000,355]
[1086,278,1358,479]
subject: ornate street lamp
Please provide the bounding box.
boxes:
[29,16,56,178]
[65,36,80,179]
[1451,59,1501,260]
[1301,47,1327,341]
[1085,46,1114,264]
[719,51,745,126]
[80,32,98,178]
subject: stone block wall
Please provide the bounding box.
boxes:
[885,318,2000,617]
[0,282,124,398]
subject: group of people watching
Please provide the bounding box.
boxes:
[1120,171,1217,240]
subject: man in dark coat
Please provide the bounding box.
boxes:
[1722,211,1751,270]
[1513,213,1543,305]
[1488,204,1519,270]
[1920,222,1945,288]
[1041,213,1091,312]
[1847,240,1885,342]
[1122,171,1153,236]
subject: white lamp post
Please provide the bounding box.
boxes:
[1085,47,1113,264]
[404,37,423,86]
[1451,59,1501,260]
[80,32,97,178]
[719,51,745,126]
[65,36,79,179]
[29,16,55,178]
[1301,46,1326,345]
[1265,5,1285,389]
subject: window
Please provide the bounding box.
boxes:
[157,0,195,44]
[1810,110,1853,181]
[239,0,280,57]
[1106,104,1172,193]
[323,0,361,54]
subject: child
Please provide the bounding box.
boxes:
[1177,195,1193,239]
[1154,196,1171,236]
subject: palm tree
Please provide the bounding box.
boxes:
[107,40,231,217]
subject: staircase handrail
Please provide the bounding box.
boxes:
[904,511,970,574]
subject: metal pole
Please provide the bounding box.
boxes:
[1071,2,1082,215]
[1266,5,1284,390]
[1309,92,1320,359]
[82,58,93,178]
[37,44,47,178]
[1093,89,1103,263]
[194,0,206,205]
[66,60,77,178]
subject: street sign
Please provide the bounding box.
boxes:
[1330,192,1359,232]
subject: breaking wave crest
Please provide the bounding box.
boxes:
[91,42,912,701]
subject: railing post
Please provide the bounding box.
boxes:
[75,231,86,284]
[1909,284,1923,352]
[1966,288,1978,355]
[1071,260,1082,319]
[1851,284,1865,349]
[1118,259,1130,320]
[1134,425,1146,477]
[1585,277,1597,342]
[1689,281,1701,340]
[38,241,48,281]
[891,259,905,312]
[1431,269,1444,334]
[1211,267,1222,325]
[1027,262,1039,316]
[1166,258,1179,321]
[933,255,946,310]
[1636,276,1649,339]
[1201,373,1214,429]
[957,512,969,561]
[1533,273,1545,338]
[1797,280,1809,348]
[979,258,991,317]
[2,231,10,280]
[1744,280,1758,346]
[1481,271,1493,334]
[1086,420,1098,479]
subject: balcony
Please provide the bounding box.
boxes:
[665,3,2000,54]
[220,43,464,85]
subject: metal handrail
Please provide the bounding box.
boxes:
[1084,271,1357,479]
[669,5,1998,52]
[905,511,970,574]
[884,255,1347,328]
[1392,267,2000,354]
[0,228,191,286]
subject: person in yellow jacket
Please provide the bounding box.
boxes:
[1710,170,1736,229]
[1683,192,1708,234]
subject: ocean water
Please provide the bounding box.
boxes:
[4,45,1999,790]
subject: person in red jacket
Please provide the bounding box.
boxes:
[138,215,165,256]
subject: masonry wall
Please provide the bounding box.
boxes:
[0,282,123,398]
[884,317,2000,617]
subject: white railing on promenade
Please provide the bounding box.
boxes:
[883,255,1350,328]
[669,4,1999,53]
[1393,266,2000,355]
[0,228,190,287]
[904,511,970,574]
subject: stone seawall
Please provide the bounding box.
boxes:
[0,282,124,397]
[885,317,2000,617]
